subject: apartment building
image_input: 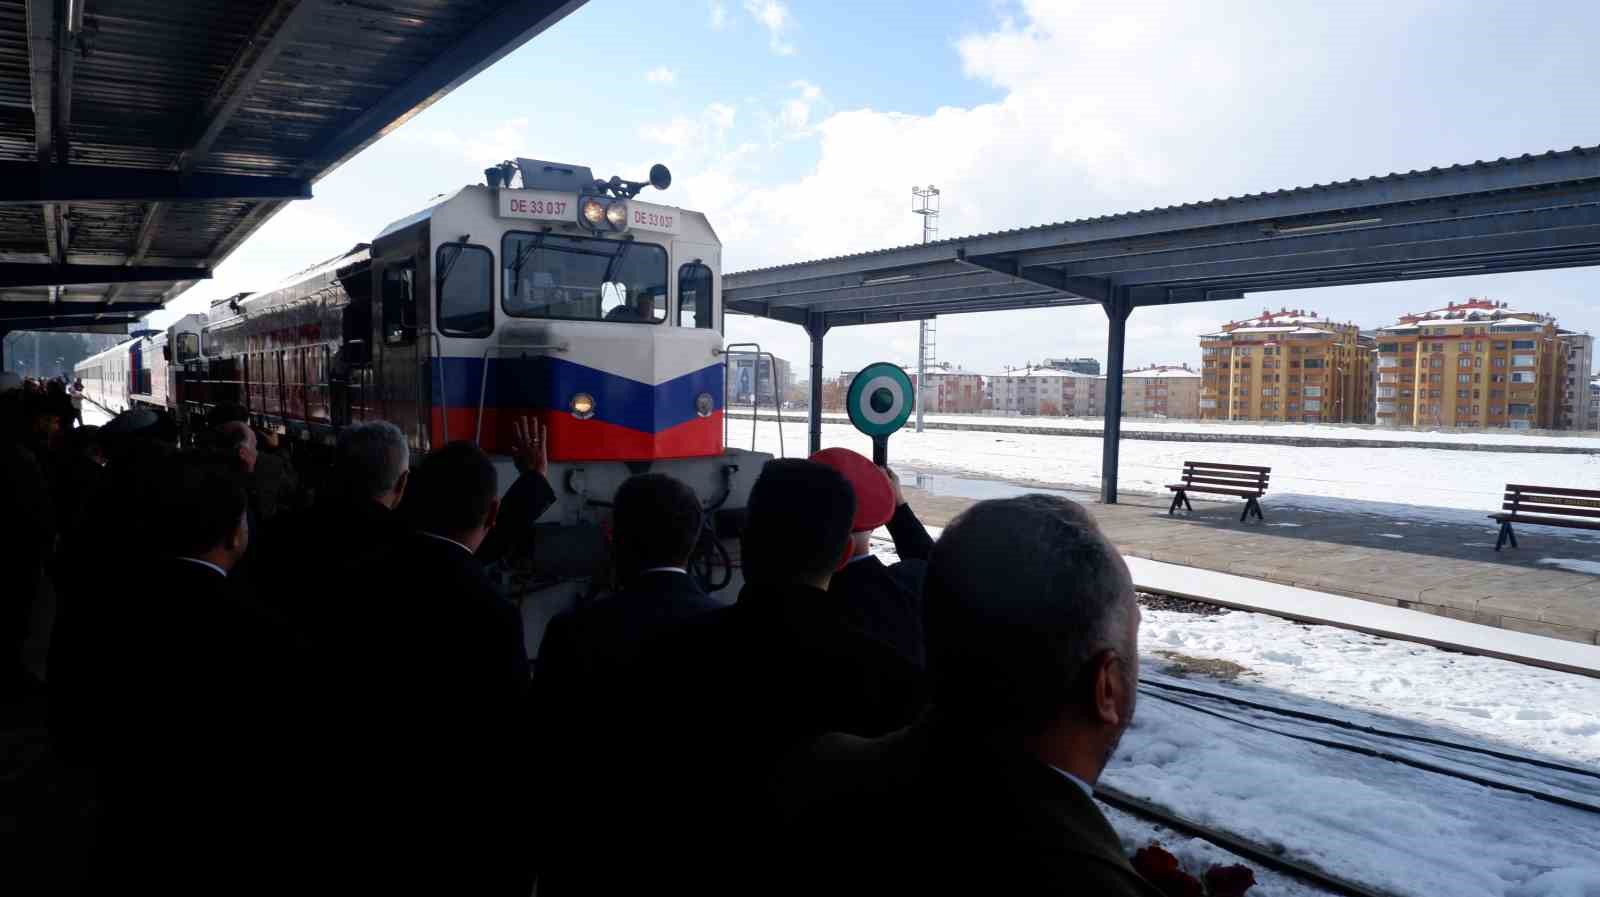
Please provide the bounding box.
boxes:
[1122,364,1202,418]
[1199,308,1374,423]
[1560,332,1594,431]
[1374,299,1568,430]
[911,365,987,413]
[989,368,1103,416]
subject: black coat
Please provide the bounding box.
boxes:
[780,718,1165,897]
[81,557,307,894]
[534,570,722,895]
[298,530,536,895]
[620,582,927,893]
[826,502,936,666]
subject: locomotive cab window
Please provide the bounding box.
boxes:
[678,262,715,329]
[436,243,494,337]
[502,232,667,324]
[383,262,417,345]
[175,332,200,362]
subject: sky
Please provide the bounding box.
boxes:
[147,0,1600,378]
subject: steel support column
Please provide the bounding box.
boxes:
[1101,289,1133,504]
[806,313,828,455]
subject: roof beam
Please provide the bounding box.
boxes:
[27,0,67,269]
[0,315,144,331]
[0,163,313,205]
[958,253,1110,302]
[0,301,163,321]
[0,264,211,288]
[1091,215,1600,290]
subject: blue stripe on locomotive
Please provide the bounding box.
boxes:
[428,356,725,434]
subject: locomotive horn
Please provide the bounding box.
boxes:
[649,164,672,191]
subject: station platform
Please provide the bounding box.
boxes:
[898,483,1600,648]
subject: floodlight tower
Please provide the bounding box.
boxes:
[912,185,941,432]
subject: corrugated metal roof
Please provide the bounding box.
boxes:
[1,0,585,329]
[729,145,1600,279]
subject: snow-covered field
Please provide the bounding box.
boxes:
[744,409,1600,449]
[1111,608,1600,897]
[742,418,1600,528]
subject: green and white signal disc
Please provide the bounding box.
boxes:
[846,362,914,437]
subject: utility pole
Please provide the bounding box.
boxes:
[912,185,940,432]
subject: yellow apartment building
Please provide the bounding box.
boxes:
[1199,308,1373,423]
[1374,298,1568,430]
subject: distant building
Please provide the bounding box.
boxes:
[1200,308,1374,424]
[989,367,1103,416]
[725,351,793,406]
[1590,376,1600,432]
[1560,333,1594,431]
[1373,298,1569,430]
[911,365,986,413]
[1042,356,1101,376]
[1122,363,1202,418]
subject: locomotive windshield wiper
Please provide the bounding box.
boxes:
[509,233,546,296]
[438,244,465,290]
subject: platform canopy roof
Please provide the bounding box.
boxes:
[724,146,1600,330]
[0,0,584,332]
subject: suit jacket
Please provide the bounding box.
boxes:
[779,718,1164,897]
[826,503,937,666]
[83,557,307,894]
[618,582,927,894]
[533,570,721,895]
[314,530,535,896]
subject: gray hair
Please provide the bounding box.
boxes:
[335,421,409,500]
[924,494,1135,734]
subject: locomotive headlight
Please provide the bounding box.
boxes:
[570,392,596,419]
[580,197,608,228]
[695,392,714,417]
[605,200,629,229]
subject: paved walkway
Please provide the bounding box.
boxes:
[900,485,1600,647]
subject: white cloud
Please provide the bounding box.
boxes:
[645,66,676,85]
[395,116,532,167]
[639,102,739,154]
[744,0,795,55]
[709,1,727,30]
[690,0,1600,375]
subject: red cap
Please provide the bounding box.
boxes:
[809,447,895,532]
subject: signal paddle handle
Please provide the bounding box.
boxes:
[872,434,888,466]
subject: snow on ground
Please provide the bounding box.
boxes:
[743,418,1600,528]
[747,409,1600,449]
[872,533,1600,895]
[1540,558,1600,576]
[1103,805,1327,897]
[1110,608,1600,897]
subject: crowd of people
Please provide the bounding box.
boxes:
[2,374,1157,896]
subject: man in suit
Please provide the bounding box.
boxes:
[629,459,926,894]
[350,432,553,896]
[81,454,304,894]
[810,448,935,666]
[534,473,722,894]
[782,494,1161,897]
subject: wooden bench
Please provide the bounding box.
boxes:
[1167,461,1270,522]
[1490,484,1600,550]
